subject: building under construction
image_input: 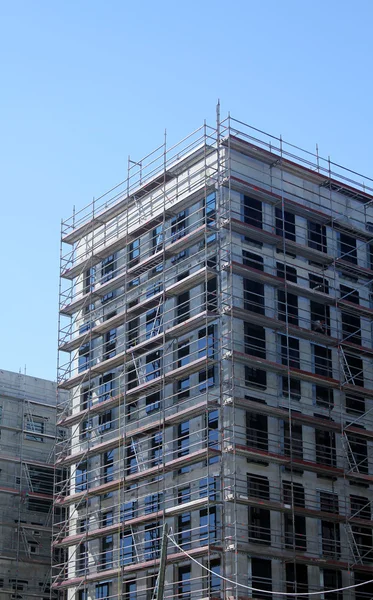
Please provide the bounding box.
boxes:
[54,113,373,600]
[0,369,59,599]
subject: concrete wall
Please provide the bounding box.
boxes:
[0,369,58,599]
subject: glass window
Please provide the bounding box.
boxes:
[80,418,92,440]
[25,419,44,442]
[276,262,297,282]
[121,501,136,522]
[177,511,191,549]
[127,367,138,391]
[178,487,191,504]
[120,531,134,565]
[242,195,262,229]
[103,329,117,360]
[200,507,217,543]
[101,291,114,305]
[323,570,342,600]
[284,420,303,460]
[310,273,329,294]
[101,535,113,569]
[204,192,216,222]
[282,376,301,400]
[246,412,268,451]
[171,211,187,241]
[209,559,221,593]
[98,410,112,433]
[275,208,296,241]
[207,410,219,462]
[198,326,215,358]
[146,308,162,339]
[313,345,332,377]
[78,342,91,373]
[146,281,162,297]
[315,425,336,467]
[128,239,140,267]
[204,193,217,243]
[178,564,191,600]
[339,233,357,264]
[99,373,114,403]
[243,250,264,270]
[280,335,300,369]
[308,221,327,253]
[127,317,139,347]
[283,481,305,507]
[144,523,160,560]
[278,289,298,325]
[124,580,136,600]
[199,477,217,500]
[171,249,188,264]
[176,377,190,400]
[101,254,116,283]
[81,388,93,410]
[102,511,113,527]
[244,279,265,314]
[102,451,114,483]
[128,276,140,289]
[151,432,163,466]
[315,385,334,408]
[75,462,88,492]
[199,366,215,391]
[146,391,161,414]
[152,225,164,253]
[176,291,190,324]
[145,493,162,514]
[178,422,189,457]
[145,351,161,381]
[178,342,190,367]
[248,475,269,500]
[76,541,88,575]
[311,300,330,335]
[84,267,95,294]
[126,442,138,475]
[245,323,266,359]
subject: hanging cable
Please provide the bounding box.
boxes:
[167,529,373,596]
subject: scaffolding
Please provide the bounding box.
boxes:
[54,112,373,600]
[0,370,59,599]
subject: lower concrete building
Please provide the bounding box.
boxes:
[0,369,59,599]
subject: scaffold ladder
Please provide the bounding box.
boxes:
[23,398,37,435]
[130,525,140,562]
[149,298,163,338]
[345,523,363,565]
[341,433,360,472]
[340,347,355,384]
[22,463,33,492]
[132,356,147,386]
[131,437,146,471]
[20,526,31,557]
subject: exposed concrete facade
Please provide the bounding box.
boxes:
[55,117,373,600]
[0,369,58,599]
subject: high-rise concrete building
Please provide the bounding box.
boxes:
[0,369,58,599]
[54,115,373,600]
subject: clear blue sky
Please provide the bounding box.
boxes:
[1,0,372,381]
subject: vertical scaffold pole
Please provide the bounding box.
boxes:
[154,522,169,600]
